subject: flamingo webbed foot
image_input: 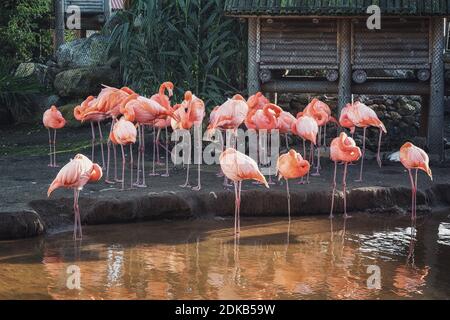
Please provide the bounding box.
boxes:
[104,179,116,184]
[192,185,201,191]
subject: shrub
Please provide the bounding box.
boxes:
[108,0,247,109]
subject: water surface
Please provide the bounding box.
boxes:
[0,212,449,299]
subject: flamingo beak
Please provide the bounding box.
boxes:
[168,89,173,97]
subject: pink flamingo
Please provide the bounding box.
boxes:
[247,91,270,111]
[399,142,432,219]
[207,94,248,186]
[47,154,102,240]
[299,98,338,175]
[147,82,174,177]
[220,148,269,235]
[245,103,282,184]
[110,117,137,190]
[121,94,178,187]
[340,101,387,182]
[43,105,66,167]
[74,96,108,169]
[95,86,137,184]
[277,110,296,149]
[171,91,205,190]
[329,132,362,218]
[276,149,310,221]
[291,115,318,184]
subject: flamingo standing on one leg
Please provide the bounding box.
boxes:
[329,132,362,218]
[291,115,318,184]
[341,101,387,181]
[277,149,310,221]
[207,94,248,186]
[43,105,66,167]
[245,103,282,184]
[220,148,269,235]
[171,91,205,190]
[399,142,432,220]
[110,117,137,190]
[47,154,103,240]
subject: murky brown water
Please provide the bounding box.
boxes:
[0,212,450,300]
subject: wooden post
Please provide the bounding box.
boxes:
[248,18,260,95]
[104,0,111,21]
[428,18,445,160]
[54,0,65,52]
[337,19,352,115]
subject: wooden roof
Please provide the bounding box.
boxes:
[224,0,450,16]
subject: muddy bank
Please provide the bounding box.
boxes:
[1,183,449,240]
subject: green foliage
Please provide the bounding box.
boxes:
[0,62,44,122]
[0,0,53,67]
[108,0,247,109]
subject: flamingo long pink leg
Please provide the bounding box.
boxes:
[343,162,349,218]
[129,144,134,189]
[134,125,141,186]
[53,129,58,167]
[414,169,418,219]
[238,181,242,234]
[329,161,337,218]
[286,179,291,222]
[299,139,307,185]
[120,144,126,190]
[376,127,383,168]
[285,133,289,149]
[105,119,115,184]
[90,122,96,161]
[356,127,366,182]
[73,189,81,240]
[408,169,418,220]
[47,129,53,167]
[149,126,158,176]
[234,181,242,235]
[267,131,275,185]
[161,126,170,177]
[192,124,202,191]
[140,125,147,187]
[323,123,327,147]
[97,121,106,169]
[156,128,162,165]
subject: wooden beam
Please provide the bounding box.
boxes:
[337,19,351,114]
[428,17,445,159]
[54,0,65,52]
[247,18,260,95]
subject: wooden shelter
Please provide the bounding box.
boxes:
[224,0,449,158]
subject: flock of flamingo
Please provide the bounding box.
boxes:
[42,82,433,239]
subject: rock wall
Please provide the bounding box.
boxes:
[277,93,423,152]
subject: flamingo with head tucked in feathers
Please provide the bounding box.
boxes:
[47,154,102,240]
[329,132,362,218]
[220,148,269,235]
[291,115,318,184]
[43,105,66,167]
[399,142,432,220]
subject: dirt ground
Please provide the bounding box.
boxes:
[1,123,449,213]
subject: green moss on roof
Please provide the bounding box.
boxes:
[224,0,450,16]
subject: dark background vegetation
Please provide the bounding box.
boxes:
[108,0,247,107]
[0,0,248,123]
